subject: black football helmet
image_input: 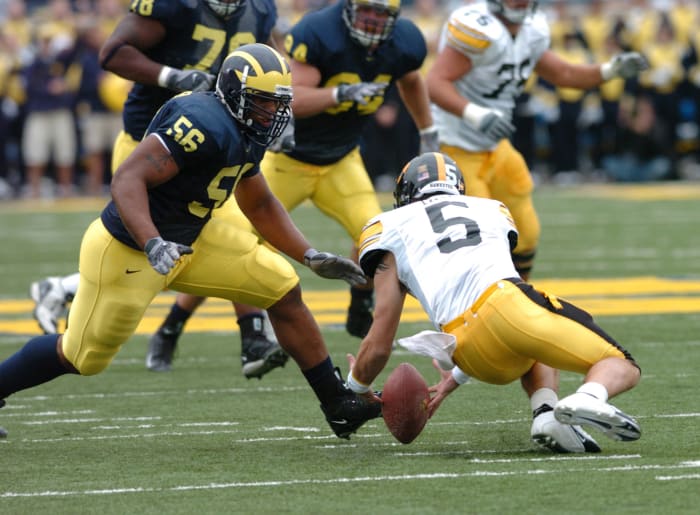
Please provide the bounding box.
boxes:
[216,43,293,146]
[342,0,401,50]
[487,0,537,24]
[394,152,465,208]
[204,0,246,19]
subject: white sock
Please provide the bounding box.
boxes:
[530,387,558,412]
[60,273,80,298]
[577,382,609,402]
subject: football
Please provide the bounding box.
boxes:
[381,362,430,444]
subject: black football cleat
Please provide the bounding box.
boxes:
[241,334,289,380]
[145,325,182,372]
[321,392,382,439]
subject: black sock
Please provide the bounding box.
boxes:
[0,334,74,399]
[159,303,191,335]
[237,313,266,340]
[349,287,373,312]
[302,356,347,406]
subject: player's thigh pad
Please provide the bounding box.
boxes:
[111,130,140,174]
[311,148,382,242]
[62,219,166,375]
[172,217,298,309]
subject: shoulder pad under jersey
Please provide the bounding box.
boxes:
[445,5,506,57]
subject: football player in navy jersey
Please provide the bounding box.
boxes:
[1,44,380,441]
[155,0,440,364]
[29,0,290,379]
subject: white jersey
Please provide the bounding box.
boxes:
[433,2,550,151]
[359,194,520,329]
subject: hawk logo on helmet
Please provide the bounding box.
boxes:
[394,152,465,208]
[215,43,293,146]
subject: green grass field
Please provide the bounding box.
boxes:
[1,183,699,514]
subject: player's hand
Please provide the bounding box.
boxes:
[462,102,515,140]
[601,52,649,81]
[426,359,461,418]
[268,115,295,153]
[418,126,440,154]
[334,82,388,105]
[159,66,216,93]
[144,236,193,275]
[304,248,367,286]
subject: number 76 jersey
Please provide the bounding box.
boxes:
[434,2,550,151]
[358,195,520,329]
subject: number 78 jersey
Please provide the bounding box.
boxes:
[434,2,550,151]
[358,195,520,329]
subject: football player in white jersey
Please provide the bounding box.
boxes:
[347,152,642,452]
[426,0,647,280]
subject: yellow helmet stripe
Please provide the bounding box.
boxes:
[435,152,446,181]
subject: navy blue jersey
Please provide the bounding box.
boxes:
[284,1,426,165]
[102,91,264,249]
[123,0,277,140]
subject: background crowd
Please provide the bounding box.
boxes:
[1,0,699,199]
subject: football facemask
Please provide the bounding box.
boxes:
[342,0,401,50]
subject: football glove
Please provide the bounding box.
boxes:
[268,114,295,153]
[462,102,515,140]
[334,82,388,105]
[600,52,649,81]
[418,125,440,154]
[304,249,367,286]
[144,236,193,275]
[158,66,215,93]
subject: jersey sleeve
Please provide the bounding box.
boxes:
[146,96,221,169]
[284,13,325,66]
[358,217,389,277]
[444,6,504,65]
[392,19,428,75]
[129,0,185,25]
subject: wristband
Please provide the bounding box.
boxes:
[462,102,491,127]
[419,125,438,135]
[347,371,370,394]
[451,366,471,385]
[331,87,339,105]
[303,248,318,267]
[157,66,174,88]
[600,61,614,81]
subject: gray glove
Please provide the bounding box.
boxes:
[304,248,367,286]
[268,114,295,153]
[335,82,388,105]
[601,52,649,80]
[144,236,193,275]
[419,126,440,154]
[159,66,216,93]
[462,103,515,140]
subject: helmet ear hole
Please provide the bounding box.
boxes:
[394,152,465,208]
[215,43,293,146]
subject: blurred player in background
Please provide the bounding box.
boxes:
[426,0,647,280]
[347,152,641,452]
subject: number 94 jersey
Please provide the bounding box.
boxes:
[434,2,549,151]
[358,195,520,328]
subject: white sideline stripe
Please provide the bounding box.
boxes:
[656,474,700,480]
[2,461,699,498]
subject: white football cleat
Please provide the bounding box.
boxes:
[531,406,601,453]
[29,277,67,334]
[555,393,641,442]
